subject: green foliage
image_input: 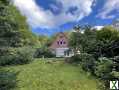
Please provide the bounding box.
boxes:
[111,71,119,79]
[65,55,79,64]
[94,57,113,79]
[34,47,55,58]
[71,53,96,72]
[96,26,119,41]
[0,1,39,47]
[19,29,39,46]
[0,47,35,66]
[0,5,20,47]
[69,26,97,54]
[69,26,119,57]
[69,31,83,50]
[0,69,17,90]
[34,35,56,58]
[81,29,97,53]
[69,25,119,89]
[0,0,9,5]
[95,27,119,57]
[38,35,50,47]
[79,53,96,72]
[0,0,39,66]
[94,57,118,90]
[113,56,119,71]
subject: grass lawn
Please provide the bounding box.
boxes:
[3,58,101,90]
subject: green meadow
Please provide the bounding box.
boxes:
[3,58,101,90]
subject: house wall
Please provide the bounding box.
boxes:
[56,48,69,57]
[49,32,74,57]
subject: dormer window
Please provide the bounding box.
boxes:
[57,41,65,45]
[60,41,62,44]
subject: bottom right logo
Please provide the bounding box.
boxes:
[110,81,119,90]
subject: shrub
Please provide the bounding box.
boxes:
[94,57,113,79]
[0,47,35,66]
[95,58,118,90]
[0,69,17,90]
[69,53,96,72]
[79,53,96,72]
[12,47,35,65]
[34,48,55,58]
[69,54,81,63]
[111,71,119,79]
[113,56,119,71]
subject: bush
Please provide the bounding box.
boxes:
[111,71,119,79]
[94,57,119,90]
[113,56,119,71]
[34,48,55,58]
[94,57,113,79]
[69,54,81,63]
[0,69,17,90]
[79,53,96,72]
[0,47,35,66]
[70,53,96,72]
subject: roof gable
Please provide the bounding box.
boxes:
[50,32,69,49]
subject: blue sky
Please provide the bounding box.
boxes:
[13,0,119,36]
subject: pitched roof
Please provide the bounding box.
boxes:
[49,32,69,49]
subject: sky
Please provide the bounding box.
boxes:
[12,0,119,36]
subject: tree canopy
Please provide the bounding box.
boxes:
[69,25,119,57]
[0,0,39,47]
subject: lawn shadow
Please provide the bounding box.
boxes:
[0,69,19,90]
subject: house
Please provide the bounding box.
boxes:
[49,32,74,57]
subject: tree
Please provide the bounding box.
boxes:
[0,0,39,47]
[96,26,119,42]
[0,0,37,65]
[0,0,19,47]
[96,26,119,57]
[69,25,83,54]
[69,25,97,54]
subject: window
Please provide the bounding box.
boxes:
[60,41,62,44]
[57,41,66,45]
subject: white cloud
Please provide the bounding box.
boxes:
[93,26,104,30]
[12,0,94,28]
[97,0,119,19]
[57,0,94,20]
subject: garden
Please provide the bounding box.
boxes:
[0,0,119,90]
